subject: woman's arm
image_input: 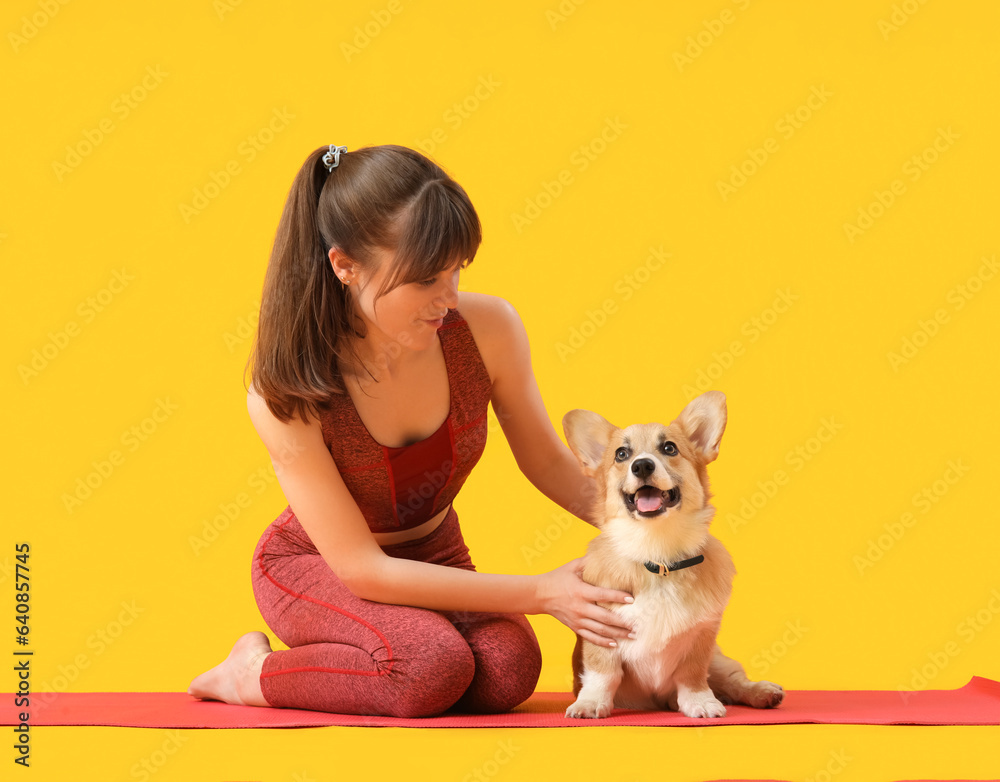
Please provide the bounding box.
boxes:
[510,426,601,527]
[464,294,601,526]
[246,387,633,646]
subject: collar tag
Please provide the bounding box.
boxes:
[643,554,704,576]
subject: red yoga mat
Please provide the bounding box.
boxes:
[4,677,998,729]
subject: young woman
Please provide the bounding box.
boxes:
[187,143,636,717]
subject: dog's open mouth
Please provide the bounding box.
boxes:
[624,485,681,516]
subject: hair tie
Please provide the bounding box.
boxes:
[322,145,348,172]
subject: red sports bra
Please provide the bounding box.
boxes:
[318,308,492,532]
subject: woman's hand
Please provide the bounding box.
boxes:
[535,557,635,647]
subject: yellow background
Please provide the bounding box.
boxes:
[4,0,999,778]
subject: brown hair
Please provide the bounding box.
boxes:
[245,144,483,424]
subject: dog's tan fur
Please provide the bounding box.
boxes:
[563,390,783,719]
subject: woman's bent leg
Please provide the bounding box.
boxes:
[415,508,542,714]
[443,610,542,714]
[252,514,475,718]
[252,505,542,717]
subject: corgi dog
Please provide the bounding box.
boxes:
[563,390,783,719]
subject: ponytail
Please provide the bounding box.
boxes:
[244,144,482,424]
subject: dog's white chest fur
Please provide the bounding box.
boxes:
[612,575,726,704]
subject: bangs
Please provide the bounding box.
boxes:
[375,178,482,299]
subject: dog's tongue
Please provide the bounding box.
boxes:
[636,487,663,513]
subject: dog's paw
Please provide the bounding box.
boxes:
[678,691,727,719]
[746,680,784,709]
[565,697,613,719]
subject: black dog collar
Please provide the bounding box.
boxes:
[643,555,704,576]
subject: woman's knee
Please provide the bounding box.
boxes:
[478,614,542,672]
[453,615,542,713]
[383,623,477,718]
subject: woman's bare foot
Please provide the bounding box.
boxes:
[187,631,273,707]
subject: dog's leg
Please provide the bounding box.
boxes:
[570,635,585,696]
[674,623,727,718]
[565,641,623,719]
[708,645,784,708]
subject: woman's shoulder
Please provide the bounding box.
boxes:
[454,291,528,386]
[246,381,325,445]
[455,291,522,333]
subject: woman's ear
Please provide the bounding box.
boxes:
[328,247,355,282]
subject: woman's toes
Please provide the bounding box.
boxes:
[188,632,273,706]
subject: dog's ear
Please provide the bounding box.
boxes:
[562,409,617,476]
[677,391,727,463]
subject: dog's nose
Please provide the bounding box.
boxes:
[631,458,655,480]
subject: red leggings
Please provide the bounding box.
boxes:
[251,505,542,717]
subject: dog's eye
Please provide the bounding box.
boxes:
[615,447,630,462]
[661,441,678,456]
